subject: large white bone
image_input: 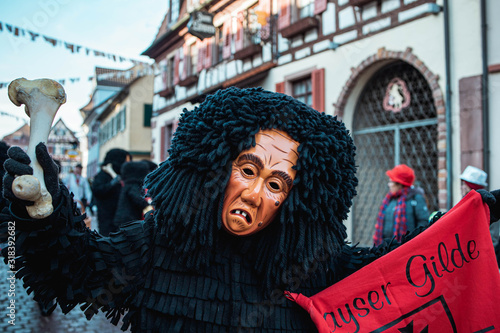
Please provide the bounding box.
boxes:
[8,78,66,219]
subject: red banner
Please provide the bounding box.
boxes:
[287,191,500,332]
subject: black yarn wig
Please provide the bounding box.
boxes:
[145,87,358,286]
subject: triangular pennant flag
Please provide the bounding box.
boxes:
[0,22,3,31]
[6,24,12,33]
[28,31,39,41]
[43,36,58,46]
[65,42,75,53]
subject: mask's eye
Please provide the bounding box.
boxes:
[242,168,255,176]
[268,181,281,191]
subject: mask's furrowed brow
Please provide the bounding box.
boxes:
[236,154,264,169]
[271,170,293,191]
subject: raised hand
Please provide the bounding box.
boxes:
[3,143,61,218]
[477,189,500,223]
[101,163,118,179]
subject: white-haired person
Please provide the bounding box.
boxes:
[460,165,500,267]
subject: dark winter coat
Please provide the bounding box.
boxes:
[382,186,429,239]
[91,149,131,236]
[91,171,122,235]
[112,161,150,229]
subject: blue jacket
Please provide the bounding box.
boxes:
[382,186,429,239]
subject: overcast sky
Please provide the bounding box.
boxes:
[0,0,168,139]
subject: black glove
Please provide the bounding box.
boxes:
[3,143,61,209]
[477,189,500,223]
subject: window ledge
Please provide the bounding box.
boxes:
[178,75,199,87]
[280,16,319,39]
[349,0,375,7]
[158,86,175,98]
[234,44,262,60]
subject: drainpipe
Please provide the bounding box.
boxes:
[443,0,453,210]
[480,0,490,187]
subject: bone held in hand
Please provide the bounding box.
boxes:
[8,78,66,219]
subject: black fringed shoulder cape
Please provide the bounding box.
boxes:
[0,187,429,332]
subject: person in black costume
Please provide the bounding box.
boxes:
[141,159,158,173]
[91,148,131,235]
[113,161,151,228]
[1,87,499,332]
[0,141,10,210]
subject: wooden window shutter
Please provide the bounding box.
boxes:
[173,49,180,85]
[172,120,179,134]
[222,22,232,59]
[204,37,213,69]
[314,0,328,15]
[182,43,189,79]
[275,82,285,93]
[161,60,168,89]
[197,39,205,73]
[312,68,325,112]
[235,13,244,51]
[278,0,291,30]
[143,104,153,127]
[160,125,167,161]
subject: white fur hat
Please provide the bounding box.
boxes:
[460,165,488,187]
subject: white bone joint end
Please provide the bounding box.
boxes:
[8,78,66,219]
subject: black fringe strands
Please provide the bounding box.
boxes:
[144,87,358,288]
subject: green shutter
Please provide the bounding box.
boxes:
[144,104,153,127]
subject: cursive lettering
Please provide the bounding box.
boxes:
[323,282,391,332]
[406,233,479,297]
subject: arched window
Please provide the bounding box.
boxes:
[352,61,438,246]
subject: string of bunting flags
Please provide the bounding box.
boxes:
[0,77,84,89]
[0,64,158,90]
[0,20,158,89]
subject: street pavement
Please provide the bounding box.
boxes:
[0,262,128,332]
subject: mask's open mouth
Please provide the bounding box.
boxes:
[231,209,252,224]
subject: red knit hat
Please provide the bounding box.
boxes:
[386,164,415,187]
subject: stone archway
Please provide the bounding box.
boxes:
[335,47,447,211]
[334,48,447,246]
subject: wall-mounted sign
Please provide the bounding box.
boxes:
[383,77,411,113]
[67,149,79,158]
[188,11,216,40]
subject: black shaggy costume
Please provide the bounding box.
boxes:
[113,161,151,228]
[1,87,438,332]
[0,141,10,210]
[91,148,131,236]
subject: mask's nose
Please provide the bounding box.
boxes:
[241,179,264,207]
